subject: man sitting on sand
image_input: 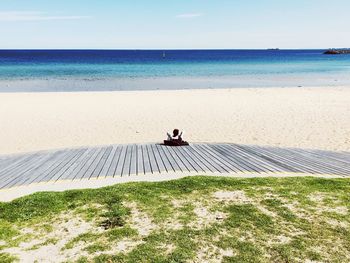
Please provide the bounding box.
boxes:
[167,129,183,141]
[164,129,189,146]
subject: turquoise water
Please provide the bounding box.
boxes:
[0,50,350,91]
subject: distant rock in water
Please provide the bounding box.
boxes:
[324,49,350,55]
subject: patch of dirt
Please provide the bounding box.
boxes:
[309,193,326,203]
[171,199,185,208]
[323,206,348,215]
[2,203,162,262]
[255,204,278,218]
[282,201,310,219]
[3,212,102,263]
[213,190,251,203]
[194,244,235,263]
[263,192,281,199]
[267,235,291,245]
[162,218,183,230]
[189,204,227,229]
[126,202,156,236]
[237,231,257,243]
[114,239,143,254]
[326,219,349,228]
[158,243,176,255]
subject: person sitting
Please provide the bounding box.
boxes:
[164,129,188,146]
[167,129,183,141]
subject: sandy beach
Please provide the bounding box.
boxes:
[0,87,349,155]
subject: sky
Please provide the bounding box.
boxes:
[0,0,349,49]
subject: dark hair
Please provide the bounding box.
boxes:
[173,129,179,137]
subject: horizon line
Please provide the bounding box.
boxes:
[0,48,338,51]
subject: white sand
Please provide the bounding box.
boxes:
[0,87,350,155]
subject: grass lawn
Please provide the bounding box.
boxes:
[0,176,349,263]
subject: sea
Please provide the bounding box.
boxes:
[0,49,350,92]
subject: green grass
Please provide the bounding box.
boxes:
[0,176,349,262]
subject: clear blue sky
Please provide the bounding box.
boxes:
[0,0,349,49]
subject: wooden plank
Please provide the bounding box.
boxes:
[91,146,113,178]
[196,144,233,173]
[49,149,87,182]
[82,147,110,179]
[141,145,152,174]
[222,144,268,171]
[0,154,39,180]
[187,145,216,172]
[196,144,232,173]
[166,146,189,172]
[129,144,138,176]
[72,148,102,180]
[106,146,122,177]
[324,152,350,164]
[0,155,30,175]
[240,145,304,174]
[154,144,170,173]
[270,147,338,175]
[190,144,225,173]
[122,145,132,176]
[0,153,47,187]
[274,147,334,175]
[79,147,107,180]
[146,144,160,173]
[175,146,200,172]
[0,157,8,165]
[99,146,118,178]
[114,145,128,176]
[224,144,278,172]
[209,144,248,172]
[45,149,85,182]
[7,150,68,188]
[315,149,350,163]
[2,143,350,190]
[218,144,272,173]
[248,145,319,174]
[166,147,190,172]
[229,144,285,173]
[280,148,350,176]
[171,146,195,172]
[0,154,30,172]
[293,148,350,173]
[136,145,144,174]
[151,144,167,172]
[158,145,175,172]
[26,150,75,184]
[174,146,201,173]
[0,156,10,167]
[29,149,78,184]
[0,153,54,189]
[178,146,206,172]
[186,145,217,173]
[60,148,94,180]
[210,144,257,173]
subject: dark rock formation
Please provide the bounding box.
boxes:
[324,49,350,55]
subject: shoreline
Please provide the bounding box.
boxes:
[0,86,349,154]
[1,74,350,92]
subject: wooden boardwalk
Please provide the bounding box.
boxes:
[0,143,349,190]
